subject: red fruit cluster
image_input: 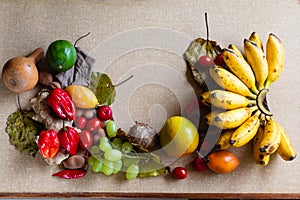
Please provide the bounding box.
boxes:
[75,105,113,150]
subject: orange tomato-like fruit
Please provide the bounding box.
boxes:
[207,150,239,174]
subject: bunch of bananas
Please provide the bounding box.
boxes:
[202,32,296,166]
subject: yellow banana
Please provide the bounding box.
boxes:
[277,123,297,161]
[205,106,258,129]
[230,111,261,147]
[215,129,235,150]
[265,33,285,88]
[223,49,259,94]
[228,44,244,58]
[249,32,263,51]
[204,110,222,125]
[200,91,212,105]
[253,126,270,166]
[259,118,281,154]
[209,65,257,99]
[200,90,256,110]
[244,39,269,90]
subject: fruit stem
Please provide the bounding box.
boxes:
[204,12,209,56]
[114,75,134,87]
[16,94,23,113]
[264,80,271,89]
[62,120,68,131]
[256,89,273,116]
[74,32,91,47]
[248,93,257,100]
[27,47,44,64]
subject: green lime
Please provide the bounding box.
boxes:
[46,40,77,72]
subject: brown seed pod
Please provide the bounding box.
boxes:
[128,122,158,149]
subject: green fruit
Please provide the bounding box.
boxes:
[122,141,133,153]
[46,40,77,72]
[99,137,112,152]
[104,149,122,162]
[106,120,118,138]
[126,164,139,180]
[102,159,114,176]
[92,159,103,173]
[112,160,123,174]
[159,116,199,158]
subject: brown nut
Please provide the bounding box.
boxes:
[62,155,85,169]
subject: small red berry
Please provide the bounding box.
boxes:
[198,55,214,68]
[79,130,93,149]
[96,105,113,121]
[86,118,102,133]
[172,167,188,179]
[75,116,87,129]
[192,157,208,172]
[214,53,224,66]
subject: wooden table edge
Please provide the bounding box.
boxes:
[0,192,300,199]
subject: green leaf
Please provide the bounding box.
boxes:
[5,111,42,156]
[89,72,116,105]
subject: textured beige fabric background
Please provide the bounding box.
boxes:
[0,0,300,195]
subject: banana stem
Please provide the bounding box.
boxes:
[249,99,257,107]
[248,93,257,100]
[251,87,259,95]
[264,80,271,89]
[250,105,259,113]
[256,88,273,116]
[254,110,261,116]
[265,115,271,121]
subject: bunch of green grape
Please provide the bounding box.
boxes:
[88,135,140,180]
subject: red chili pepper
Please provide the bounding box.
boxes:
[38,129,60,158]
[52,169,86,179]
[47,88,76,121]
[58,126,79,155]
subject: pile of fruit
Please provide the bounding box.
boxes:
[2,37,169,180]
[185,30,296,173]
[1,18,297,180]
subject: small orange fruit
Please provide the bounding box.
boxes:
[207,150,239,174]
